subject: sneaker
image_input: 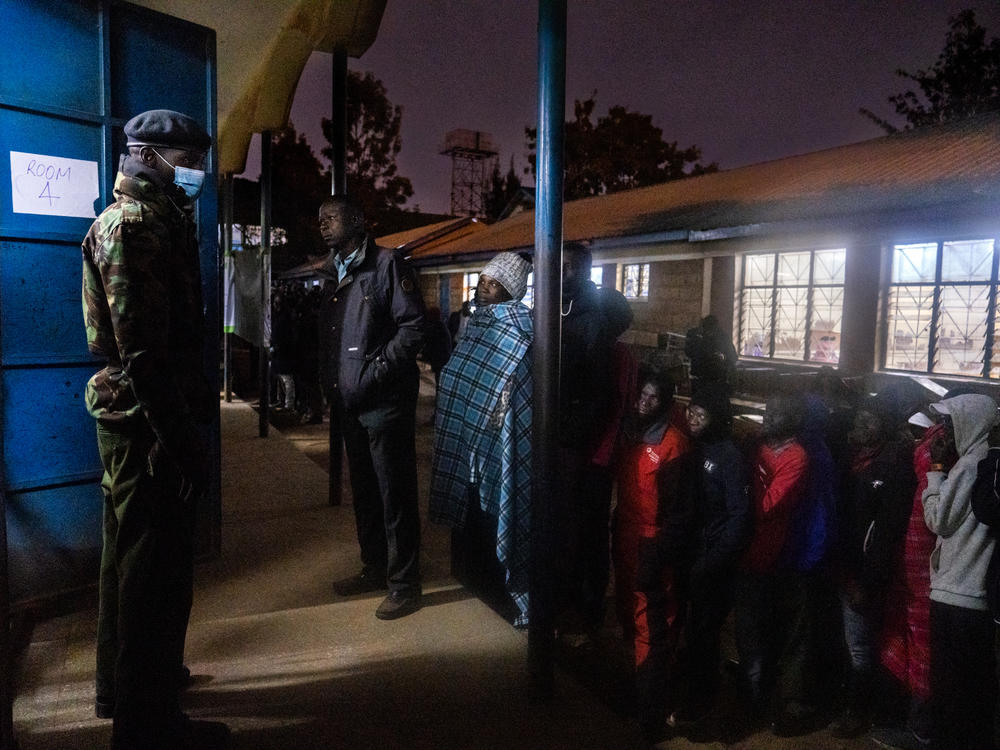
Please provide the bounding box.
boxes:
[374,590,422,620]
[333,567,387,596]
[828,708,869,739]
[870,726,933,750]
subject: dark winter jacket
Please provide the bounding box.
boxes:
[970,446,1000,621]
[838,438,915,594]
[560,279,614,450]
[690,437,751,583]
[317,238,425,411]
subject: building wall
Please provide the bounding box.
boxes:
[629,258,704,338]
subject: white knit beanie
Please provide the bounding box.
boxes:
[481,252,531,301]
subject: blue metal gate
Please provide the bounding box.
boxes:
[0,0,219,606]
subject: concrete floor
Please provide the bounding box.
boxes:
[10,374,876,750]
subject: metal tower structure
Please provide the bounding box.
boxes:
[440,129,499,217]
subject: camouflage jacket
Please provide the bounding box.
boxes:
[81,161,214,463]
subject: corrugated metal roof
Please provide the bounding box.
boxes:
[414,112,1000,263]
[379,216,486,253]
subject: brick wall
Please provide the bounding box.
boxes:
[629,258,704,338]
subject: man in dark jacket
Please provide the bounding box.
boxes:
[82,109,228,749]
[556,242,615,638]
[317,195,426,620]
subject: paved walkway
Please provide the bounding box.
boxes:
[11,375,876,749]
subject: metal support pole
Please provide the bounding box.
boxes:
[331,48,348,196]
[529,0,566,698]
[222,173,234,403]
[327,47,348,505]
[259,131,272,438]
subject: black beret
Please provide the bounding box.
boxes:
[124,109,211,151]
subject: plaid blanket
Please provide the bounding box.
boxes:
[429,302,533,625]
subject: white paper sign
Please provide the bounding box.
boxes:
[9,151,100,218]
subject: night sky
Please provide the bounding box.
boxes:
[241,1,1000,216]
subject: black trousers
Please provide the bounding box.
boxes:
[95,420,194,749]
[929,600,997,749]
[333,377,421,594]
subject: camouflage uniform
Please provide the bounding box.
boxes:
[82,156,214,745]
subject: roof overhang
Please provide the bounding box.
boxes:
[128,0,387,175]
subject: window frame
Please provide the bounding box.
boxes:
[881,238,1000,379]
[620,262,650,300]
[462,272,479,304]
[737,247,846,364]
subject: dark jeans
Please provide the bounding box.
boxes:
[929,600,997,750]
[554,450,612,631]
[734,569,818,714]
[333,376,421,594]
[95,420,194,748]
[683,566,735,710]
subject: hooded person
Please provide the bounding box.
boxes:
[922,393,999,750]
[429,252,533,627]
[679,383,751,727]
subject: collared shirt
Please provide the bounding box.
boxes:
[330,237,367,282]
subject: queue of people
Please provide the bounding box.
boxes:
[81,108,998,750]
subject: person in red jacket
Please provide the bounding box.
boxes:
[734,394,809,723]
[612,368,694,744]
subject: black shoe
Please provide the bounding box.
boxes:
[829,708,869,739]
[176,717,231,749]
[375,590,422,620]
[333,568,387,596]
[771,702,819,737]
[96,664,194,719]
[95,697,114,719]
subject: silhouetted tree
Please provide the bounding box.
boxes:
[526,95,717,200]
[269,125,328,269]
[861,9,1000,132]
[481,157,523,222]
[321,71,414,233]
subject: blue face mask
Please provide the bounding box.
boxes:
[153,149,207,200]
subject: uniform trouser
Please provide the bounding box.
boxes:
[929,600,997,750]
[333,379,421,595]
[613,525,684,740]
[95,420,194,748]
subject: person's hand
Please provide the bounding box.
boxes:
[929,432,955,464]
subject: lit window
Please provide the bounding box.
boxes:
[884,239,998,378]
[738,248,845,363]
[622,263,649,299]
[591,267,604,287]
[462,272,479,303]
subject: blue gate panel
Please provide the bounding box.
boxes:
[0,0,102,116]
[6,483,102,603]
[1,239,93,367]
[110,4,209,122]
[2,367,99,492]
[0,109,104,239]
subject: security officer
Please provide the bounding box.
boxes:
[318,195,426,619]
[82,109,228,749]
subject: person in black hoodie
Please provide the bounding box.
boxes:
[679,384,751,725]
[829,394,915,738]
